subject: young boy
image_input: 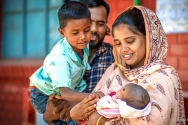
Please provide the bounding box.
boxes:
[29,1,95,124]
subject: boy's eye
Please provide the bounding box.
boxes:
[72,32,78,35]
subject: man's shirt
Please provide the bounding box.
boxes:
[84,42,114,93]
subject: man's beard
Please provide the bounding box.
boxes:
[89,34,104,48]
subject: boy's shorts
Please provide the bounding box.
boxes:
[30,88,48,114]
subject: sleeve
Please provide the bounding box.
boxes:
[93,63,116,94]
[127,69,185,125]
[104,68,186,125]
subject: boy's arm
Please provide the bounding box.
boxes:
[59,87,90,102]
[59,88,105,102]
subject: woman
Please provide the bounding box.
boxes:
[70,6,186,125]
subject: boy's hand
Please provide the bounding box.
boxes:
[90,91,105,99]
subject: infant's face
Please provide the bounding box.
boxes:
[115,86,126,100]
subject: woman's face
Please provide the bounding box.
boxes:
[113,24,146,69]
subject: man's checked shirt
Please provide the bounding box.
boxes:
[84,42,114,93]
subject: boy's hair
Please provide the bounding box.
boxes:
[58,1,91,29]
[80,0,110,18]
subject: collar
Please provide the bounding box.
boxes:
[89,42,109,63]
[61,38,89,62]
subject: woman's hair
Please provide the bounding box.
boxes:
[112,7,146,37]
[58,1,91,29]
[80,0,110,18]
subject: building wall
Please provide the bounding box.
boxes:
[0,0,188,124]
[0,60,43,125]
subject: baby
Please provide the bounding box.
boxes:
[96,83,151,118]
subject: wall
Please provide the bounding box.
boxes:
[0,59,43,125]
[105,0,134,45]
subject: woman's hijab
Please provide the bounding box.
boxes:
[113,6,168,74]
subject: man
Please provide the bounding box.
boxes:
[43,0,114,124]
[81,0,114,93]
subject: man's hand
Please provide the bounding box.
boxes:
[43,93,78,124]
[53,99,78,121]
[43,93,62,125]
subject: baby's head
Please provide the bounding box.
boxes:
[116,83,150,109]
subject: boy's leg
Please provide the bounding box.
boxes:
[67,119,77,125]
[30,88,49,114]
[52,120,68,125]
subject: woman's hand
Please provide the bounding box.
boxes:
[70,94,99,124]
[88,111,107,125]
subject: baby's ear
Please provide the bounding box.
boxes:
[58,27,65,37]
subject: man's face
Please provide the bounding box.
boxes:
[89,6,107,48]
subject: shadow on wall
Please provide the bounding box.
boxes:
[184,98,188,124]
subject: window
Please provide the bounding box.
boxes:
[2,0,66,58]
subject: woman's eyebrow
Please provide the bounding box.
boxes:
[113,36,135,41]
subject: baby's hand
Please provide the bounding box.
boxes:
[89,91,105,100]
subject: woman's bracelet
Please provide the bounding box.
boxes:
[96,115,104,125]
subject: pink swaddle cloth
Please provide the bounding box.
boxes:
[96,93,151,118]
